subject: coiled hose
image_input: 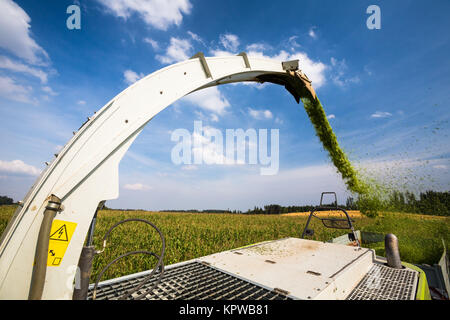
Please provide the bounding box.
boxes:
[91,218,165,300]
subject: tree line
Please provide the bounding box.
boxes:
[1,190,448,216]
[386,190,449,216]
[244,191,449,216]
[0,196,14,205]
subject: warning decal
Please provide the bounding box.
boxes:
[49,225,69,241]
[47,220,77,267]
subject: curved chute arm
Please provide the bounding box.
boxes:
[0,53,315,299]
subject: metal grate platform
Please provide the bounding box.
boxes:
[88,261,292,300]
[346,263,418,300]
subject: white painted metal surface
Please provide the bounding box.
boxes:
[0,54,307,299]
[199,238,374,300]
[87,237,420,300]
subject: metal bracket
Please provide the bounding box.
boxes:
[282,59,299,71]
[237,52,251,69]
[190,52,212,79]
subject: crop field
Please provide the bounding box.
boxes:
[281,210,362,217]
[0,205,448,283]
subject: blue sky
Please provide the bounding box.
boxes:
[0,0,448,210]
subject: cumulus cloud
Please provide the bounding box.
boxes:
[156,37,193,64]
[96,0,192,30]
[123,69,145,85]
[0,159,41,176]
[219,33,240,52]
[327,114,336,119]
[0,0,49,65]
[247,49,327,89]
[0,56,48,83]
[210,45,327,89]
[183,86,230,116]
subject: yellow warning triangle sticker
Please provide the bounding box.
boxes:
[46,220,77,267]
[49,224,69,241]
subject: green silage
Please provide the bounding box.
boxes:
[300,96,382,217]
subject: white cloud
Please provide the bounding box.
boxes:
[220,34,240,52]
[0,75,34,103]
[0,159,41,176]
[210,49,234,57]
[77,100,86,105]
[330,57,360,87]
[246,43,269,52]
[308,27,317,39]
[192,125,234,165]
[248,108,273,120]
[123,183,152,191]
[210,114,219,122]
[108,163,350,211]
[0,0,49,65]
[187,31,205,46]
[288,36,301,49]
[0,55,48,83]
[156,37,192,64]
[433,165,447,169]
[209,34,329,89]
[96,0,192,30]
[143,37,159,50]
[247,50,327,89]
[42,86,57,96]
[183,86,230,116]
[123,69,145,85]
[371,111,393,118]
[209,35,327,90]
[327,114,336,119]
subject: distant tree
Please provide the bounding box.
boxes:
[385,190,449,216]
[264,204,282,215]
[416,190,448,216]
[0,196,14,205]
[345,197,357,210]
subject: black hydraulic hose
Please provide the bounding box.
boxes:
[92,218,165,300]
[92,251,164,300]
[28,195,61,300]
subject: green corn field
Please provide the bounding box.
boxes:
[0,205,448,283]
